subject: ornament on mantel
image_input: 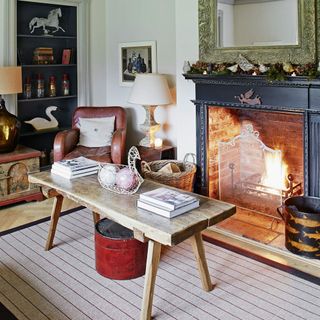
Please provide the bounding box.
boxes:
[183,61,191,73]
[237,54,254,72]
[258,64,269,73]
[283,62,294,73]
[227,64,239,73]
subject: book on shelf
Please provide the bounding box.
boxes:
[137,199,199,218]
[139,187,198,210]
[51,167,98,179]
[52,156,99,173]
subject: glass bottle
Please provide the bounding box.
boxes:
[36,74,44,98]
[62,73,70,96]
[48,76,56,97]
[24,76,32,99]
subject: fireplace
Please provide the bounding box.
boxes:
[185,74,320,247]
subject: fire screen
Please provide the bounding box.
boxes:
[218,124,286,217]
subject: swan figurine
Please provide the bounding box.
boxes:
[25,106,59,130]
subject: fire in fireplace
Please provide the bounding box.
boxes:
[218,122,302,218]
[208,107,304,219]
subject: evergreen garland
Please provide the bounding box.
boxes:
[187,61,320,81]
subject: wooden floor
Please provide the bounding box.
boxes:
[0,198,78,233]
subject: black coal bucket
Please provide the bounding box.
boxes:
[278,196,320,259]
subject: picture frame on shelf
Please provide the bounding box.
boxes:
[62,49,72,64]
[119,41,157,86]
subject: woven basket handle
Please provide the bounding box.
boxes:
[141,160,152,172]
[183,153,196,164]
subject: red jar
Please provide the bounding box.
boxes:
[95,218,148,280]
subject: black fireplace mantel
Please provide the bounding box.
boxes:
[184,74,320,197]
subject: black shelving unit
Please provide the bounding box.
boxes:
[17,0,78,166]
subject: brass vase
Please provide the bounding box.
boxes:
[0,98,21,153]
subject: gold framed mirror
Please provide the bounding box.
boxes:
[199,0,316,64]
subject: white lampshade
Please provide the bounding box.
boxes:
[128,73,172,106]
[0,67,22,94]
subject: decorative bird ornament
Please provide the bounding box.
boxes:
[128,146,143,182]
[237,54,254,72]
[258,64,269,73]
[227,64,239,73]
[25,106,59,130]
[283,62,294,73]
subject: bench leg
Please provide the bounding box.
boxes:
[45,195,63,251]
[190,232,214,291]
[92,211,100,225]
[140,240,161,320]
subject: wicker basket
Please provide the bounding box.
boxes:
[141,154,197,192]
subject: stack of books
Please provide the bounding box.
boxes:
[51,156,99,179]
[137,187,199,218]
[33,47,54,64]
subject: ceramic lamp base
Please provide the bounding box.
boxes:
[139,123,161,147]
[0,99,21,153]
[139,105,161,147]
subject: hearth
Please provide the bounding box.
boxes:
[185,74,320,248]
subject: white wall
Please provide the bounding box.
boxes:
[105,0,177,148]
[89,0,107,105]
[175,0,198,159]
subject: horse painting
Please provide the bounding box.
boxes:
[29,8,65,35]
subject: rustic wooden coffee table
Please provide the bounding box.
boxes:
[29,172,235,320]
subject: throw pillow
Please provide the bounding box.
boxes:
[77,116,115,147]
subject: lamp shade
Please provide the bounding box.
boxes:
[128,73,172,106]
[0,66,22,94]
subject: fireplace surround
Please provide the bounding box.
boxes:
[185,74,320,202]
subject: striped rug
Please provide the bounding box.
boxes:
[1,208,320,320]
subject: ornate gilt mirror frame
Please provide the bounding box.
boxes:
[199,0,316,64]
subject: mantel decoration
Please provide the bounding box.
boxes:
[186,54,320,81]
[29,8,65,35]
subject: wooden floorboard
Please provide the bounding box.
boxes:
[0,198,78,232]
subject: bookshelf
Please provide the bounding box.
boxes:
[16,0,85,167]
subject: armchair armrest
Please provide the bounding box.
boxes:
[111,128,126,164]
[53,128,80,162]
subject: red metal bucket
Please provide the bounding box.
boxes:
[95,218,148,280]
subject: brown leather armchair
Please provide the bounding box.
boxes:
[53,106,126,164]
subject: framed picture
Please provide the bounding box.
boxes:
[62,49,72,64]
[119,41,157,86]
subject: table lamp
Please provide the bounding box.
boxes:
[0,66,22,153]
[128,73,172,147]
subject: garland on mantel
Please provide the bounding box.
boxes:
[188,61,320,81]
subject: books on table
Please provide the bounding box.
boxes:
[51,156,99,179]
[137,187,199,218]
